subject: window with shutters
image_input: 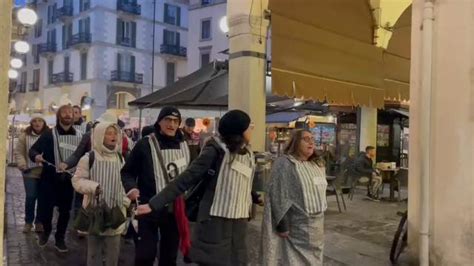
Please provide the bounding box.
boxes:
[163,30,180,46]
[200,52,210,67]
[166,62,175,85]
[20,72,27,93]
[164,4,180,26]
[33,45,40,64]
[201,19,211,41]
[79,17,91,34]
[48,60,54,84]
[47,29,56,45]
[47,4,57,24]
[80,0,91,12]
[116,19,136,47]
[116,53,137,82]
[80,52,87,80]
[62,23,73,49]
[34,19,42,38]
[32,69,40,91]
[64,56,70,74]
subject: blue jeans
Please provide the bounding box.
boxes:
[23,176,40,224]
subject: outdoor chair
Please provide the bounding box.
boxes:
[326,175,347,213]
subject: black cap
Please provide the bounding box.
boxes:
[157,106,181,124]
[218,110,251,137]
[185,118,196,127]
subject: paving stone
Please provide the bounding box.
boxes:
[5,166,410,265]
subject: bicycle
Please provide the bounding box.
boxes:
[390,210,408,264]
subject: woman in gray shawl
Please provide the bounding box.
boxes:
[261,129,327,265]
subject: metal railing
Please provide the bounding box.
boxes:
[68,32,92,47]
[117,37,133,47]
[117,0,141,15]
[160,44,187,57]
[29,83,39,92]
[17,84,27,93]
[55,5,74,19]
[51,72,73,84]
[38,42,57,54]
[111,70,143,84]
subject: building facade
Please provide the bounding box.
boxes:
[13,0,189,120]
[187,0,228,73]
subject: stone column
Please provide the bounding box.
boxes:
[227,0,269,152]
[358,107,378,152]
[0,0,13,257]
[409,0,474,264]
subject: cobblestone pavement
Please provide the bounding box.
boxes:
[5,167,409,265]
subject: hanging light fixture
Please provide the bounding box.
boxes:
[219,16,229,33]
[17,7,38,26]
[10,58,23,69]
[14,41,30,54]
[8,69,19,79]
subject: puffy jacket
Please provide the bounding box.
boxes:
[72,122,130,236]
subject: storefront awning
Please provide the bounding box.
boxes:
[266,111,307,124]
[389,108,409,117]
[129,61,228,107]
[384,6,411,101]
[269,0,386,109]
[129,61,289,109]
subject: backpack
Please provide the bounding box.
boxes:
[184,142,224,222]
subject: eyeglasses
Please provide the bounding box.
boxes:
[302,136,315,144]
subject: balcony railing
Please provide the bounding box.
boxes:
[51,72,73,84]
[160,44,187,57]
[29,83,39,92]
[111,71,143,84]
[38,42,57,55]
[117,37,133,47]
[17,84,26,93]
[55,5,73,20]
[117,0,141,15]
[68,32,92,47]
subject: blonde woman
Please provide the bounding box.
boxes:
[262,129,327,265]
[15,116,49,233]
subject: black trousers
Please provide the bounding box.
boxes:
[190,217,248,266]
[37,176,74,242]
[134,210,180,266]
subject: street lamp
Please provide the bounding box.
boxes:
[10,58,23,69]
[17,7,38,27]
[219,16,229,33]
[8,69,19,79]
[14,41,30,54]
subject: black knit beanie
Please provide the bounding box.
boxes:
[156,106,181,124]
[218,110,251,137]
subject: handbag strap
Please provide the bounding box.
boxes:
[150,133,172,184]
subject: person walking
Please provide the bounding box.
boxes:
[181,118,201,162]
[72,121,129,266]
[73,105,88,134]
[14,115,49,233]
[121,106,191,266]
[261,129,327,265]
[29,105,83,252]
[136,109,261,266]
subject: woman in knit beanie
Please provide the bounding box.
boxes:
[137,109,262,265]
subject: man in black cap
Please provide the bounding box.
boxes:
[121,106,191,266]
[181,118,201,162]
